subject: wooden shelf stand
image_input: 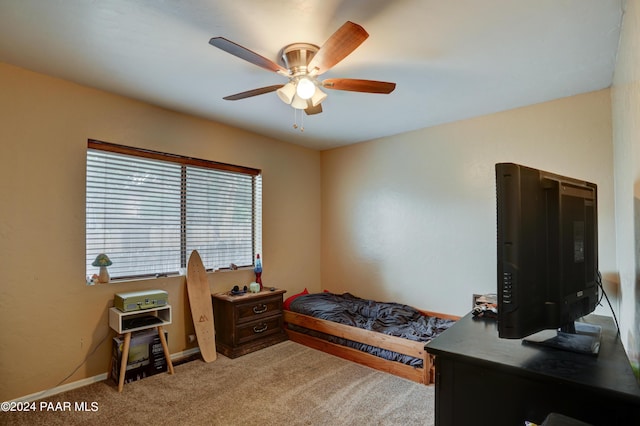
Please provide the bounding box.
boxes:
[108,305,175,392]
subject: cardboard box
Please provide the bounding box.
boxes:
[110,329,168,384]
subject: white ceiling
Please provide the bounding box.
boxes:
[0,0,623,150]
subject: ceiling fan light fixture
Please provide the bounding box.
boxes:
[310,87,327,107]
[276,81,296,104]
[296,77,316,100]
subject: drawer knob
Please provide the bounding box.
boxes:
[253,304,268,314]
[253,323,268,333]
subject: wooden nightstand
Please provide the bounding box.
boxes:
[212,288,287,358]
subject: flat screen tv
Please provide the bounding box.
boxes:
[495,163,601,355]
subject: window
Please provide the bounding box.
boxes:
[86,140,262,280]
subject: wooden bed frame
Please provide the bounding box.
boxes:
[283,309,461,385]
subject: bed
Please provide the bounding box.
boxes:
[283,291,460,385]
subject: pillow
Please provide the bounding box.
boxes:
[283,288,309,310]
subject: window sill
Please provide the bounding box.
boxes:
[86,266,255,286]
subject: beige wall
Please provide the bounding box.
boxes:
[612,0,640,373]
[321,90,615,317]
[0,62,321,401]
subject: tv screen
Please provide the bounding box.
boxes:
[495,163,600,355]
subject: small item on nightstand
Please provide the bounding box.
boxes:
[249,282,261,293]
[254,254,263,290]
[230,285,246,296]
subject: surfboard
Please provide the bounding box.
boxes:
[187,250,217,362]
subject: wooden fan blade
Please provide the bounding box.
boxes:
[322,79,396,94]
[223,85,284,101]
[307,21,368,75]
[209,37,288,74]
[305,103,323,115]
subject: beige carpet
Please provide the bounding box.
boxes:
[1,341,435,425]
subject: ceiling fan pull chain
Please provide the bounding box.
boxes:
[292,108,304,132]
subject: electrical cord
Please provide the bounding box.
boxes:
[56,331,111,386]
[21,331,111,402]
[597,270,620,335]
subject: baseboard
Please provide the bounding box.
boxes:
[10,374,110,403]
[11,347,201,403]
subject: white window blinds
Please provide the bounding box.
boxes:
[86,140,262,280]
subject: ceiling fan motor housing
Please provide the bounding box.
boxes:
[279,43,319,76]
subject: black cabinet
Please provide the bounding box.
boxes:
[426,313,640,425]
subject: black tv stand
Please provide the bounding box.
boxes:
[426,313,640,425]
[523,321,602,356]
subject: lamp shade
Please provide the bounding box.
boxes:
[92,253,112,267]
[310,88,327,107]
[276,82,296,105]
[291,95,308,110]
[296,77,316,100]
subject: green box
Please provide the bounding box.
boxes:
[114,290,169,312]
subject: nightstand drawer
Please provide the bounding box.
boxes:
[235,295,282,323]
[236,315,283,345]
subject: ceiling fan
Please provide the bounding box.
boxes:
[209,21,396,116]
